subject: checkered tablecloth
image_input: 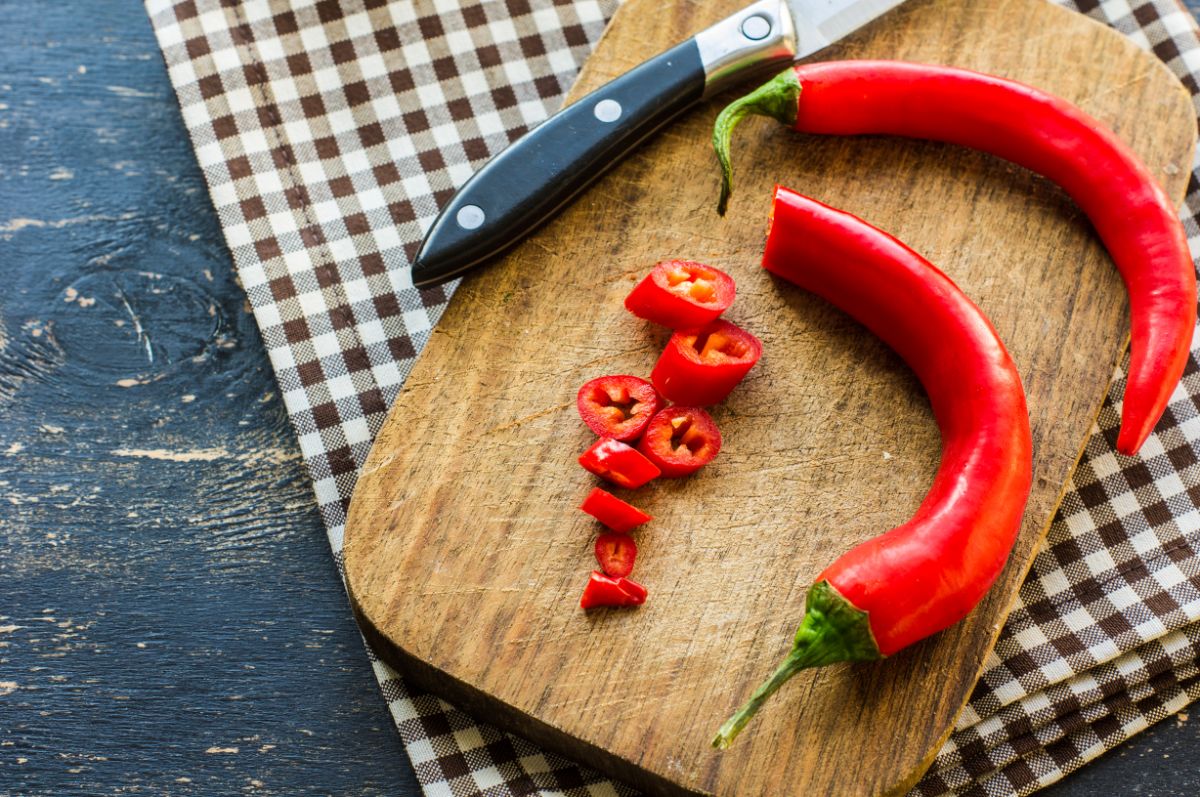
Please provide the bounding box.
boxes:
[144,1,1200,794]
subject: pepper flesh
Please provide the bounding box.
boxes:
[578,438,661,489]
[636,406,723,478]
[580,487,651,533]
[712,187,1033,748]
[713,62,1196,456]
[579,571,647,609]
[576,375,663,441]
[594,532,638,578]
[624,260,736,329]
[651,319,762,406]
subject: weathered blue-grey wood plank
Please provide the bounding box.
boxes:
[0,2,419,794]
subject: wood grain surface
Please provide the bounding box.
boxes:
[344,0,1196,795]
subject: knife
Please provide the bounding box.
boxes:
[410,0,906,288]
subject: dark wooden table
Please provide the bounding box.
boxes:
[1,2,1197,795]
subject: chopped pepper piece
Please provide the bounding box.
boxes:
[579,571,647,609]
[578,438,661,489]
[576,375,663,441]
[624,260,736,329]
[580,487,651,533]
[651,319,762,405]
[594,532,638,578]
[637,407,722,478]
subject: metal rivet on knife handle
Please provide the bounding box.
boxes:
[455,205,485,231]
[593,99,622,123]
[741,14,772,40]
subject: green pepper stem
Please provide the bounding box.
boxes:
[711,69,802,216]
[711,581,882,750]
[711,645,814,749]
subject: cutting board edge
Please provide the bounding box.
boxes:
[346,586,709,797]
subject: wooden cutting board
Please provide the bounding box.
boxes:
[344,1,1195,794]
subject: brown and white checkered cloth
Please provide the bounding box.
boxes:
[144,0,1200,794]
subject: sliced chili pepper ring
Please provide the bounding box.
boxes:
[637,407,722,478]
[576,375,663,442]
[578,437,661,489]
[624,260,736,329]
[651,319,762,406]
[580,487,651,533]
[594,532,637,578]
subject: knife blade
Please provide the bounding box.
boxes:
[410,0,907,288]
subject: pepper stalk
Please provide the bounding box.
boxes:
[712,580,882,749]
[711,69,802,216]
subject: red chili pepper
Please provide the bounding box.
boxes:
[650,319,762,406]
[594,532,638,578]
[712,61,1196,456]
[624,260,736,329]
[579,570,647,609]
[579,487,651,533]
[636,406,722,478]
[576,375,663,442]
[711,188,1033,749]
[578,438,660,489]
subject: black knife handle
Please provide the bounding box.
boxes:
[411,0,798,287]
[412,41,704,287]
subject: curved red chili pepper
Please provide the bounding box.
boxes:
[712,187,1033,749]
[713,61,1196,456]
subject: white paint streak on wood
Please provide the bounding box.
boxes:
[117,292,152,363]
[236,447,301,466]
[3,218,48,233]
[105,84,155,98]
[111,447,229,463]
[114,374,165,387]
[0,211,137,234]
